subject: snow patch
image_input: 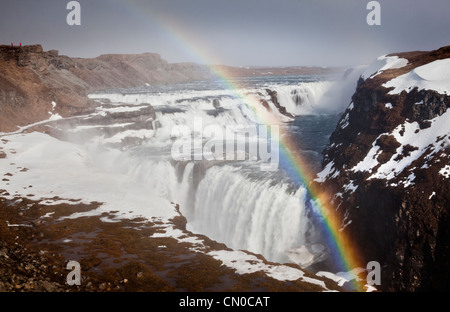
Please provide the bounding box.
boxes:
[208,249,327,289]
[339,113,350,129]
[316,271,349,287]
[384,58,450,95]
[353,108,450,181]
[314,161,335,183]
[317,267,372,291]
[6,221,32,228]
[150,224,205,248]
[361,55,408,80]
[343,181,358,193]
[439,165,450,178]
[352,138,382,173]
[402,172,416,188]
[40,212,55,219]
[48,113,63,121]
[0,132,177,221]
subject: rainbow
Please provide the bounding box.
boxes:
[212,80,366,292]
[112,0,365,291]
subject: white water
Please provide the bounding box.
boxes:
[272,81,335,115]
[68,74,358,265]
[81,144,313,263]
[190,165,311,263]
[89,68,362,117]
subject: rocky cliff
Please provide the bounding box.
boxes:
[314,46,450,291]
[0,44,338,133]
[0,44,217,132]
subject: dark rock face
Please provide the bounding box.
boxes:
[212,99,221,109]
[266,89,295,118]
[0,44,43,63]
[316,46,450,291]
[404,89,450,121]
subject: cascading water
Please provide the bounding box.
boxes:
[80,74,354,267]
[189,165,312,263]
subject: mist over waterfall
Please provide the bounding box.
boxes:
[77,74,353,267]
[267,67,366,115]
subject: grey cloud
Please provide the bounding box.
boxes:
[0,0,449,66]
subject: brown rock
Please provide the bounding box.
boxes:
[316,45,450,291]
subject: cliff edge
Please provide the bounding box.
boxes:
[314,46,450,291]
[0,44,216,132]
[0,44,338,133]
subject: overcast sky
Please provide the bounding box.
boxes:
[1,0,450,67]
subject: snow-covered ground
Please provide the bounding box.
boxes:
[353,58,450,186]
[0,132,177,221]
[384,58,450,95]
[1,73,372,291]
[363,109,450,182]
[318,55,450,188]
[361,55,409,80]
[0,129,335,290]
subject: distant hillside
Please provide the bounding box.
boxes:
[0,44,216,132]
[0,44,338,133]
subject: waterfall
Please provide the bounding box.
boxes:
[188,165,312,263]
[79,76,343,265]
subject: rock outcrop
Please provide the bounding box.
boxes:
[314,46,450,291]
[0,44,217,133]
[266,89,295,118]
[0,44,340,133]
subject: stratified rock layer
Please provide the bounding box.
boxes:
[0,44,219,132]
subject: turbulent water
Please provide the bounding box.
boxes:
[79,72,358,266]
